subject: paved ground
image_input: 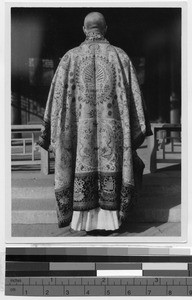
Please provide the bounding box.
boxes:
[11,140,181,237]
[12,222,181,237]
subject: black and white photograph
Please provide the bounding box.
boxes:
[7,3,186,242]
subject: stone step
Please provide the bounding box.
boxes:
[12,197,181,224]
[11,167,181,224]
[11,186,180,201]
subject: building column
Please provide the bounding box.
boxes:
[11,91,21,138]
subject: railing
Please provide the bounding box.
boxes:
[147,123,181,172]
[11,125,50,174]
[11,123,181,175]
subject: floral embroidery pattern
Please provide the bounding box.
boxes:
[55,187,73,228]
[38,35,151,227]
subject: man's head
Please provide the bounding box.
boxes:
[83,12,107,35]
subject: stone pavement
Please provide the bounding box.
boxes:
[11,140,181,237]
[12,222,181,237]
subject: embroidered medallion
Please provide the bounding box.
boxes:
[38,34,151,227]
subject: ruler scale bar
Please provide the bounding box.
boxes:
[5,279,192,296]
[5,249,192,296]
[5,285,191,297]
[5,277,192,296]
[6,277,192,286]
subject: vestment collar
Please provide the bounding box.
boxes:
[83,31,109,44]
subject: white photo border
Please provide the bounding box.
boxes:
[4,0,189,246]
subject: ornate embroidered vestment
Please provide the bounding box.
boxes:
[38,33,152,228]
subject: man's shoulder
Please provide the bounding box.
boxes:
[68,45,82,55]
[113,45,130,59]
[60,46,82,61]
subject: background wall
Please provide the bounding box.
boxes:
[11,7,181,124]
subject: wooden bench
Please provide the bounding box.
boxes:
[147,123,181,173]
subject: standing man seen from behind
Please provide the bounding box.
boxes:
[38,12,152,233]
